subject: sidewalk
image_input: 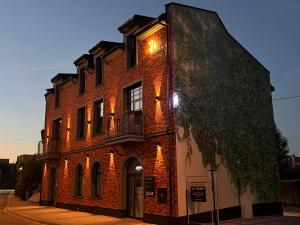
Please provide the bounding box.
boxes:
[5,194,300,225]
[5,194,152,225]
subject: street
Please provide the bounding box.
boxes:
[0,192,41,225]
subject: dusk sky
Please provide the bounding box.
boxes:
[0,0,299,162]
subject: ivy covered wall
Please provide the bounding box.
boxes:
[168,4,280,201]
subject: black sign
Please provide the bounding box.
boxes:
[157,188,167,204]
[191,186,206,202]
[144,176,155,196]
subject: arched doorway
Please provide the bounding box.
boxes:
[126,157,144,218]
[48,167,57,205]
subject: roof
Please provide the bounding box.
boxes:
[73,54,93,66]
[89,41,123,54]
[118,14,155,34]
[50,73,77,84]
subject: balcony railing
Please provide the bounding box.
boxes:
[36,139,61,161]
[105,111,145,145]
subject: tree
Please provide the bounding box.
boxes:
[15,156,42,200]
[275,126,289,171]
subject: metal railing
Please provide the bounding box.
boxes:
[107,111,144,137]
[37,139,61,156]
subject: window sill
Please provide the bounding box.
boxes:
[91,196,102,200]
[126,65,137,72]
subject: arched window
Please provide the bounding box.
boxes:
[75,164,83,197]
[91,162,102,197]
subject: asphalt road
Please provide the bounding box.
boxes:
[0,192,41,225]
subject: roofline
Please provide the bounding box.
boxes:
[118,14,155,33]
[88,41,123,54]
[165,2,270,73]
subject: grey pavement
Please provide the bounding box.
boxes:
[2,192,300,225]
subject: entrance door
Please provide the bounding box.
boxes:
[48,168,57,205]
[127,158,143,218]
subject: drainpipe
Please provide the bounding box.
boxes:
[160,8,173,217]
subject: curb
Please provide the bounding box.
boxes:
[5,207,62,225]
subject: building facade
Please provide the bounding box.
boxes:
[38,3,281,224]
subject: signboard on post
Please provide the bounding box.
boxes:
[191,185,206,202]
[144,176,155,196]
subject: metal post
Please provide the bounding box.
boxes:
[210,169,218,225]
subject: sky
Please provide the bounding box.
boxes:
[0,0,299,162]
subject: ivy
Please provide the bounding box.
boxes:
[172,6,280,201]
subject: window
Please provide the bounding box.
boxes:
[52,118,61,140]
[75,164,83,197]
[54,86,60,108]
[127,35,136,69]
[79,68,85,94]
[77,107,85,139]
[91,162,102,197]
[95,57,103,85]
[127,83,142,111]
[93,99,104,135]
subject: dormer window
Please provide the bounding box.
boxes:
[95,57,103,85]
[79,68,85,95]
[127,34,136,69]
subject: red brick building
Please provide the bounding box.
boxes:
[38,3,281,224]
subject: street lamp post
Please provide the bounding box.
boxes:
[209,169,219,225]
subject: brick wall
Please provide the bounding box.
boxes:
[41,26,179,217]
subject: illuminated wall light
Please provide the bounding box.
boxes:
[155,95,160,102]
[86,120,91,125]
[109,149,114,158]
[86,154,90,160]
[110,112,115,118]
[66,128,70,132]
[156,143,162,152]
[173,92,179,108]
[149,40,157,54]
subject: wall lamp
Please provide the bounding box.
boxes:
[64,158,68,163]
[155,95,160,102]
[155,143,161,151]
[66,128,70,132]
[110,112,115,117]
[86,120,91,125]
[86,154,90,160]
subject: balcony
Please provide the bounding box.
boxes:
[36,139,61,161]
[104,111,145,146]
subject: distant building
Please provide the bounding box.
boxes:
[284,154,300,168]
[0,158,16,188]
[37,3,280,225]
[16,154,35,171]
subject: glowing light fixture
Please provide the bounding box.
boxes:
[155,95,160,102]
[109,149,114,157]
[148,40,157,54]
[135,165,143,172]
[64,158,68,164]
[173,92,179,108]
[110,112,115,118]
[86,154,90,160]
[66,128,70,132]
[86,120,91,125]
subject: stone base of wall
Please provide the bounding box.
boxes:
[252,202,283,216]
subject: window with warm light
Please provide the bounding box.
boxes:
[128,84,142,112]
[93,99,104,135]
